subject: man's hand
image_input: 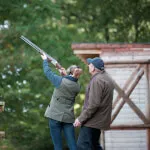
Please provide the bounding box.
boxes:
[41,53,47,60]
[73,118,81,127]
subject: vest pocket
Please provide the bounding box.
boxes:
[56,97,74,105]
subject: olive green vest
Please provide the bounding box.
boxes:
[44,78,80,123]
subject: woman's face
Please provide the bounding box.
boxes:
[72,67,83,78]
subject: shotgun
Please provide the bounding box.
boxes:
[20,35,62,69]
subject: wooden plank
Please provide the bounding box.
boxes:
[73,50,101,54]
[110,124,150,130]
[111,68,149,124]
[148,129,150,150]
[104,59,150,65]
[112,65,141,109]
[106,64,137,68]
[101,51,150,56]
[76,54,100,62]
[72,43,150,50]
[126,98,149,124]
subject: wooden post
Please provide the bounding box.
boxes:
[0,101,5,140]
[148,129,150,150]
[0,101,5,112]
[145,64,150,150]
[100,131,105,150]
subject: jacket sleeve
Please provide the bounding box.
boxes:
[43,60,62,88]
[78,78,103,123]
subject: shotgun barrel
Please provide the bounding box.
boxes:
[20,35,62,69]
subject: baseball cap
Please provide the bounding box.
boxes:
[87,57,104,70]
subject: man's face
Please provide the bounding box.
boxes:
[88,63,95,74]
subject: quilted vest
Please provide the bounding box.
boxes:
[44,78,80,123]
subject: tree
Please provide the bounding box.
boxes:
[0,0,150,149]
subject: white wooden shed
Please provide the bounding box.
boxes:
[72,43,150,150]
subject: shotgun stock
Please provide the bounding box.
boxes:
[20,36,62,69]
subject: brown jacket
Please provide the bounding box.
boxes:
[78,71,114,130]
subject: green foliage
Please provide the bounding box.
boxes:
[0,0,150,149]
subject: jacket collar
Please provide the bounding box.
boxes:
[91,70,105,79]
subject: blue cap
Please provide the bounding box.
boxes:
[87,57,104,70]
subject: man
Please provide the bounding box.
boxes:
[41,53,82,150]
[74,57,114,150]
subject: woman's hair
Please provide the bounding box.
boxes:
[66,65,79,75]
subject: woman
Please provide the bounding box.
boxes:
[41,53,82,150]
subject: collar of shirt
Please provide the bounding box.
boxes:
[64,75,78,82]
